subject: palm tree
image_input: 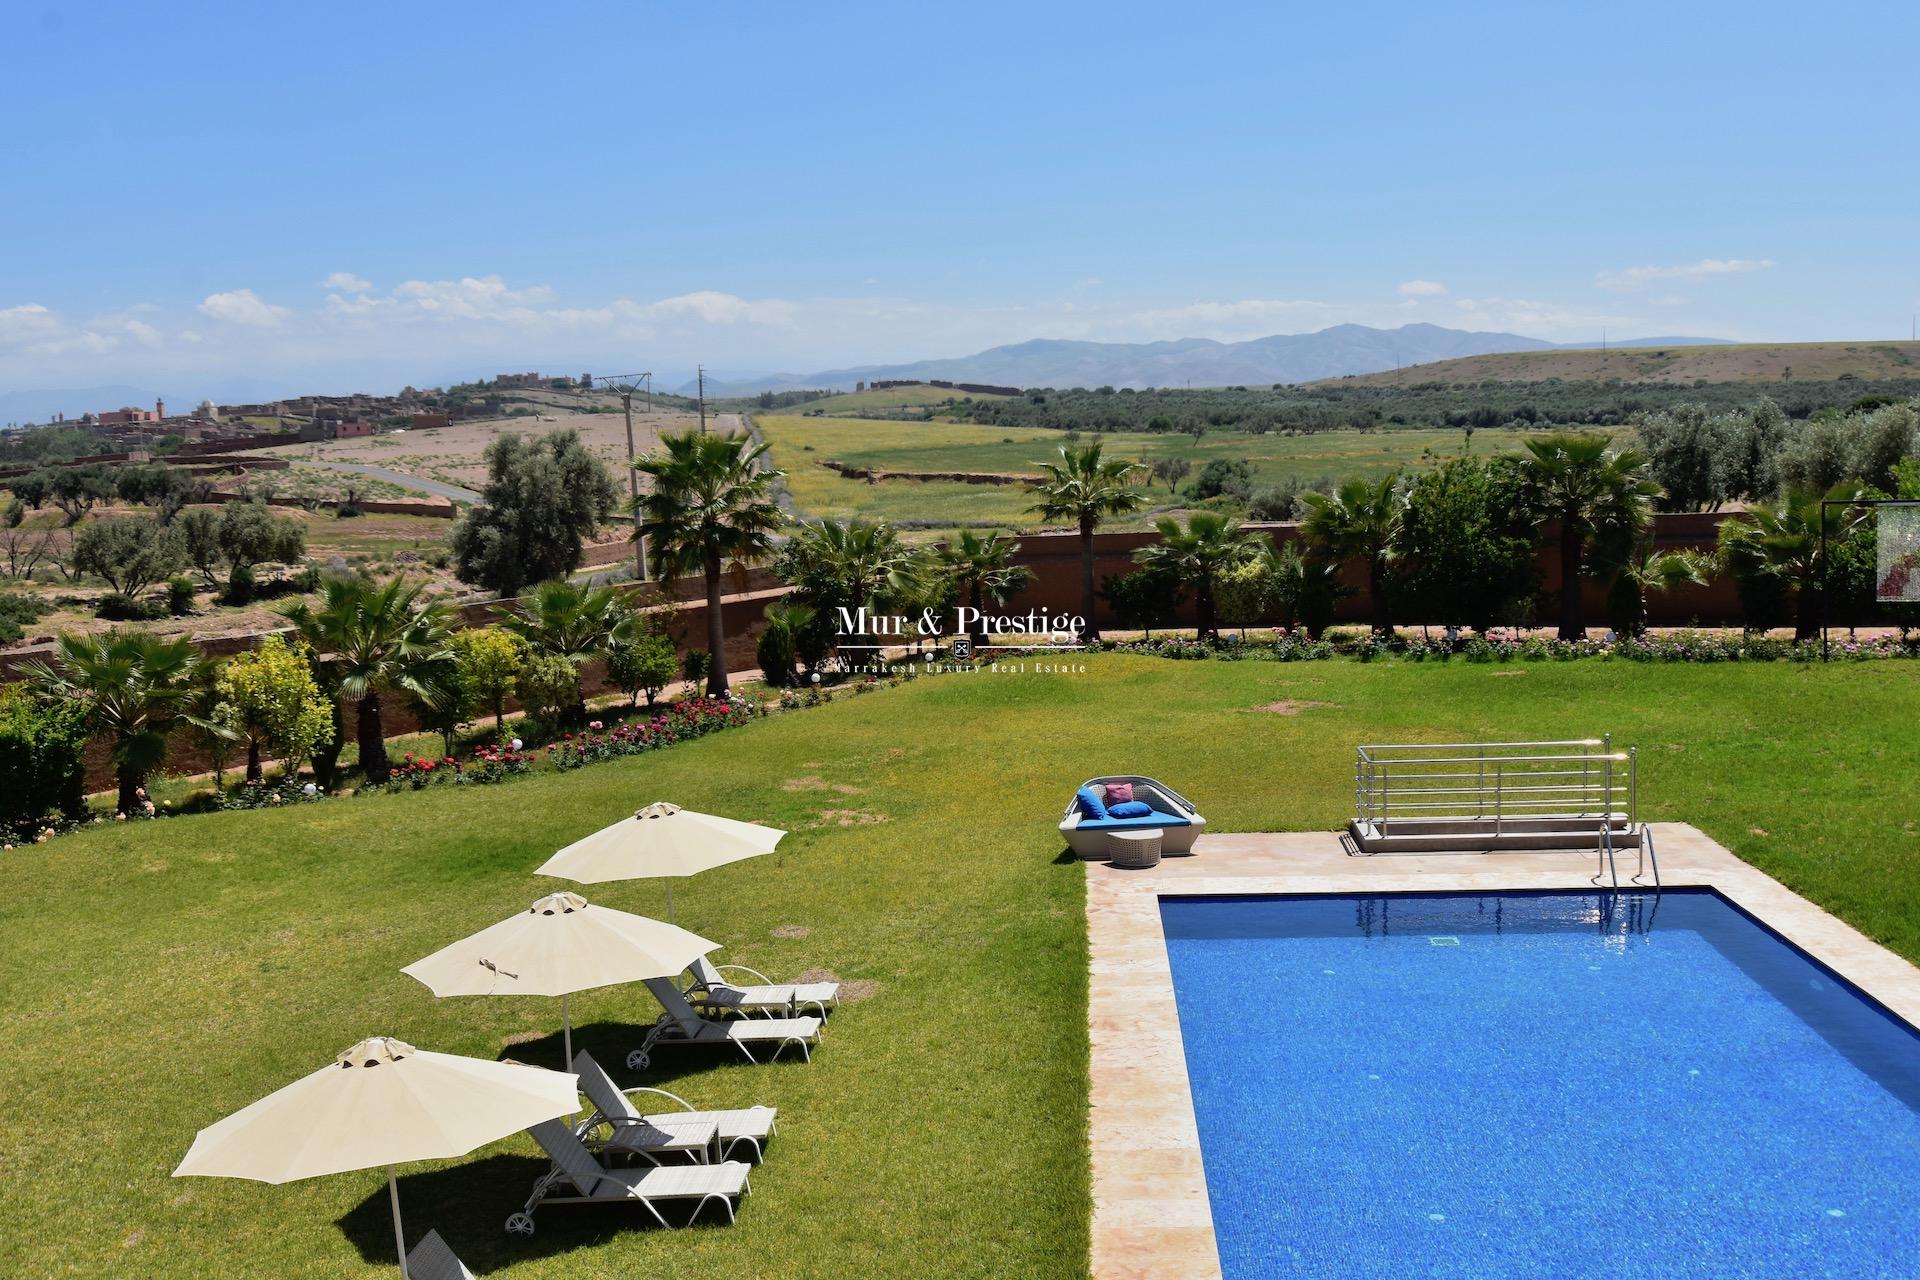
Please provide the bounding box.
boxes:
[1133,513,1260,639]
[22,630,211,813]
[633,431,785,696]
[504,580,634,663]
[1519,433,1661,640]
[776,519,929,657]
[1027,442,1146,643]
[1606,545,1715,638]
[1717,485,1866,640]
[937,530,1033,650]
[502,579,635,721]
[282,575,453,784]
[1299,476,1407,636]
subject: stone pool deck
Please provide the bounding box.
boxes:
[1086,822,1920,1280]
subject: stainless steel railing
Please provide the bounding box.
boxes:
[1352,738,1656,886]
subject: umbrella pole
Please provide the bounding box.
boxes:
[388,1167,410,1279]
[563,993,572,1068]
[665,880,675,925]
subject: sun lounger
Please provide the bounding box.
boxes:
[406,1229,477,1280]
[572,1049,779,1163]
[506,1118,751,1235]
[685,954,841,1019]
[628,976,820,1071]
[1059,775,1207,858]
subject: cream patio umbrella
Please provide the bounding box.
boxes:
[534,800,787,922]
[401,890,720,1066]
[173,1036,577,1278]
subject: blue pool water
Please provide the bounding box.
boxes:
[1162,891,1920,1279]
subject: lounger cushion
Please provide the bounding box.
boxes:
[1075,786,1111,820]
[1108,800,1153,818]
[1072,811,1191,831]
[1104,782,1134,804]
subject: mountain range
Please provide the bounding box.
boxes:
[682,324,1729,397]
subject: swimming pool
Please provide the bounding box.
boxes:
[1161,890,1920,1279]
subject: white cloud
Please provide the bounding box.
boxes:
[0,304,61,341]
[1116,298,1333,340]
[1595,258,1775,292]
[0,273,1719,394]
[199,288,290,327]
[321,272,373,293]
[1397,279,1447,297]
[1452,296,1648,339]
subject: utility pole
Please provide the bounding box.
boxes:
[697,365,707,433]
[590,372,651,581]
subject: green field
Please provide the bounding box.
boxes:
[3,657,1918,1277]
[757,414,1530,531]
[780,385,1018,415]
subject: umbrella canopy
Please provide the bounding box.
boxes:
[534,801,786,921]
[174,1036,578,1276]
[401,891,719,1063]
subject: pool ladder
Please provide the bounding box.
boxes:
[1594,821,1660,892]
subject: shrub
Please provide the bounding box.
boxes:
[0,684,89,837]
[94,593,167,621]
[219,635,334,782]
[166,576,197,616]
[607,631,679,705]
[1101,566,1184,632]
[449,626,528,726]
[222,562,257,605]
[515,650,580,728]
[755,611,798,687]
[682,647,711,685]
[0,591,51,645]
[1185,458,1253,502]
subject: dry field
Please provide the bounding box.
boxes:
[1,505,467,649]
[255,404,704,492]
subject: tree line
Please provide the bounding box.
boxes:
[9,404,1914,839]
[938,379,1920,437]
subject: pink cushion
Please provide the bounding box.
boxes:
[1104,782,1134,804]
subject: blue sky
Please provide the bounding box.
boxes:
[3,0,1916,398]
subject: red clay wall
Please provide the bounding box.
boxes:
[995,513,1743,629]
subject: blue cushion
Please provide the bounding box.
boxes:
[1075,786,1110,821]
[1108,800,1153,819]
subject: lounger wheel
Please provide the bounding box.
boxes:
[505,1211,535,1236]
[626,1050,650,1071]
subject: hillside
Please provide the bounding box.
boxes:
[1322,341,1920,387]
[699,324,1728,396]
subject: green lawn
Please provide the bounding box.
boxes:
[3,657,1918,1277]
[756,414,1537,531]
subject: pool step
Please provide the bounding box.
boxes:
[1347,815,1641,855]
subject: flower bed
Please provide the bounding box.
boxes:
[1092,628,1920,664]
[546,697,757,771]
[219,779,327,810]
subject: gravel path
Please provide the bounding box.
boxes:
[296,459,482,503]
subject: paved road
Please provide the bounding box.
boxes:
[296,459,483,503]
